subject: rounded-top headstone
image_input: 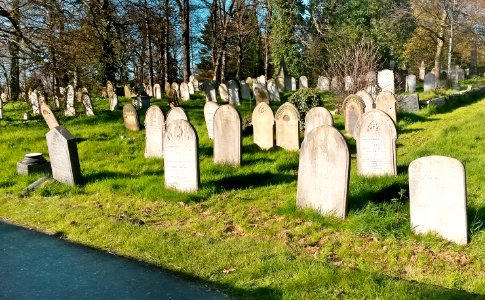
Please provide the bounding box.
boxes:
[204,80,217,102]
[213,105,241,166]
[275,102,300,151]
[299,76,308,89]
[145,105,165,158]
[180,82,190,101]
[375,91,397,123]
[226,80,240,105]
[252,102,274,150]
[304,107,333,135]
[203,101,219,139]
[122,104,140,131]
[253,82,270,104]
[343,94,365,136]
[218,83,229,102]
[355,90,374,113]
[166,107,188,124]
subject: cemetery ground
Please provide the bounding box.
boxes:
[1,90,485,299]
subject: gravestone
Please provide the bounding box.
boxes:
[204,80,217,102]
[213,105,241,166]
[188,82,195,95]
[375,91,397,122]
[257,75,266,85]
[1,92,7,102]
[107,81,118,111]
[291,77,297,90]
[81,89,95,116]
[163,119,199,192]
[227,80,240,105]
[75,90,83,102]
[145,105,165,158]
[166,107,188,124]
[122,104,140,131]
[424,73,436,91]
[204,101,219,139]
[275,102,300,151]
[297,125,349,218]
[396,94,419,113]
[40,103,59,129]
[419,61,426,80]
[356,90,374,113]
[317,76,330,91]
[299,76,308,89]
[65,85,76,116]
[377,69,395,94]
[304,106,333,135]
[366,71,377,83]
[164,82,171,94]
[252,102,274,150]
[245,77,254,89]
[171,82,180,97]
[124,85,132,98]
[179,82,190,101]
[166,87,179,107]
[284,77,292,91]
[240,81,251,100]
[29,90,40,115]
[193,78,199,91]
[344,76,354,91]
[253,82,270,104]
[409,156,467,245]
[145,84,153,97]
[354,110,397,176]
[218,83,229,102]
[46,126,82,186]
[153,84,162,99]
[405,75,416,92]
[343,94,365,136]
[267,80,280,102]
[331,77,341,91]
[189,75,195,82]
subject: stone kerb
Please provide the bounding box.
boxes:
[354,110,397,176]
[297,125,350,218]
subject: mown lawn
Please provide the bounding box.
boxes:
[1,89,485,299]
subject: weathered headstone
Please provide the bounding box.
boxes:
[227,80,240,105]
[0,92,7,102]
[396,94,419,113]
[375,91,397,122]
[257,75,266,85]
[171,82,180,97]
[204,80,217,102]
[252,102,274,150]
[145,84,153,97]
[179,82,190,101]
[166,107,188,124]
[187,82,195,95]
[366,83,378,100]
[240,81,251,100]
[331,76,341,91]
[344,75,354,91]
[354,110,397,176]
[218,83,229,102]
[253,82,270,104]
[356,90,374,113]
[213,105,241,166]
[275,102,300,151]
[189,75,195,83]
[122,104,140,131]
[46,126,82,186]
[145,105,165,158]
[65,85,76,116]
[297,125,349,218]
[419,61,426,80]
[153,84,162,99]
[409,156,467,245]
[343,94,365,136]
[317,76,330,91]
[124,85,132,98]
[291,77,297,90]
[366,71,377,83]
[304,107,333,135]
[424,73,436,91]
[40,103,59,129]
[163,119,199,192]
[299,76,308,89]
[192,78,199,91]
[204,101,219,139]
[29,90,40,115]
[107,81,117,111]
[81,89,94,116]
[377,69,395,94]
[405,75,416,92]
[267,80,280,102]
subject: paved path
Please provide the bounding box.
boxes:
[0,221,227,299]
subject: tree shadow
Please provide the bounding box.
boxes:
[203,172,296,193]
[432,88,485,114]
[83,170,162,183]
[348,181,409,212]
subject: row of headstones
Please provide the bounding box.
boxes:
[27,87,94,117]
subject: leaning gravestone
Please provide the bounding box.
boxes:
[145,105,165,158]
[253,82,270,104]
[153,84,162,99]
[299,76,308,89]
[179,82,190,101]
[122,104,140,131]
[40,103,60,129]
[267,80,280,102]
[405,75,416,92]
[46,126,83,186]
[213,105,241,166]
[423,73,436,91]
[275,102,300,151]
[188,82,195,95]
[317,76,330,91]
[252,102,274,150]
[227,80,240,105]
[343,95,365,137]
[375,91,397,122]
[204,101,219,139]
[240,80,251,100]
[297,125,349,218]
[163,119,199,192]
[397,94,419,113]
[82,90,95,116]
[65,85,76,116]
[204,80,217,102]
[304,107,333,135]
[356,90,374,113]
[218,83,229,102]
[166,107,188,124]
[107,81,118,111]
[354,110,397,176]
[409,156,467,245]
[378,69,395,94]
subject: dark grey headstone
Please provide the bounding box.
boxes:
[397,94,420,113]
[46,126,82,186]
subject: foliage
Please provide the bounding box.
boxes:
[287,88,321,129]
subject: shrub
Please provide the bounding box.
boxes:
[287,88,322,130]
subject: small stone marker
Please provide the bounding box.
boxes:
[153,84,162,99]
[356,90,374,113]
[64,85,76,116]
[317,76,330,91]
[297,125,349,218]
[227,80,240,105]
[253,82,270,104]
[424,73,436,91]
[180,82,190,101]
[291,77,297,90]
[81,90,95,116]
[252,102,274,150]
[218,83,229,102]
[377,69,395,94]
[17,153,51,175]
[240,81,251,100]
[145,105,165,158]
[204,101,219,139]
[163,119,199,192]
[188,82,195,95]
[405,75,416,92]
[122,104,140,131]
[304,107,333,135]
[409,156,467,245]
[397,94,419,113]
[299,76,308,89]
[275,102,300,151]
[204,80,217,102]
[375,91,397,122]
[257,75,266,85]
[213,105,241,166]
[166,107,188,124]
[46,126,83,186]
[343,95,365,136]
[354,110,397,176]
[40,103,60,129]
[267,80,280,102]
[107,81,118,111]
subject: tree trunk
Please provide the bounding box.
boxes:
[145,1,154,90]
[163,0,169,88]
[433,8,447,80]
[447,0,456,77]
[179,0,191,82]
[9,0,20,101]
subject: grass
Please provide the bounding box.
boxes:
[1,90,485,299]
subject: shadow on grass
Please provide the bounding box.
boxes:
[83,170,162,183]
[467,206,485,238]
[348,181,409,212]
[203,172,296,192]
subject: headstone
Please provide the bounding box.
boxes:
[145,84,153,97]
[409,156,467,245]
[423,73,436,91]
[253,82,270,104]
[354,110,397,176]
[240,81,251,100]
[344,75,354,91]
[396,94,419,113]
[375,91,397,122]
[81,90,95,116]
[107,81,117,111]
[203,101,219,139]
[419,61,426,81]
[40,103,59,129]
[297,125,349,218]
[192,78,199,91]
[377,69,395,94]
[75,90,83,103]
[65,85,76,116]
[227,80,240,105]
[166,87,179,107]
[356,90,374,113]
[153,84,162,99]
[204,80,217,102]
[284,77,292,91]
[405,75,416,93]
[163,119,199,192]
[366,71,377,83]
[245,77,254,89]
[275,102,300,151]
[218,83,229,102]
[267,80,280,102]
[164,82,171,93]
[133,95,151,109]
[252,102,274,150]
[179,82,190,101]
[1,92,7,102]
[343,94,365,136]
[304,107,333,135]
[189,75,195,82]
[213,105,241,166]
[171,82,180,97]
[17,153,51,175]
[29,90,40,115]
[299,76,308,89]
[145,105,165,158]
[122,104,140,131]
[166,107,188,124]
[187,82,195,95]
[257,75,266,85]
[277,66,285,92]
[331,77,341,91]
[124,85,132,98]
[317,76,330,91]
[46,126,82,186]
